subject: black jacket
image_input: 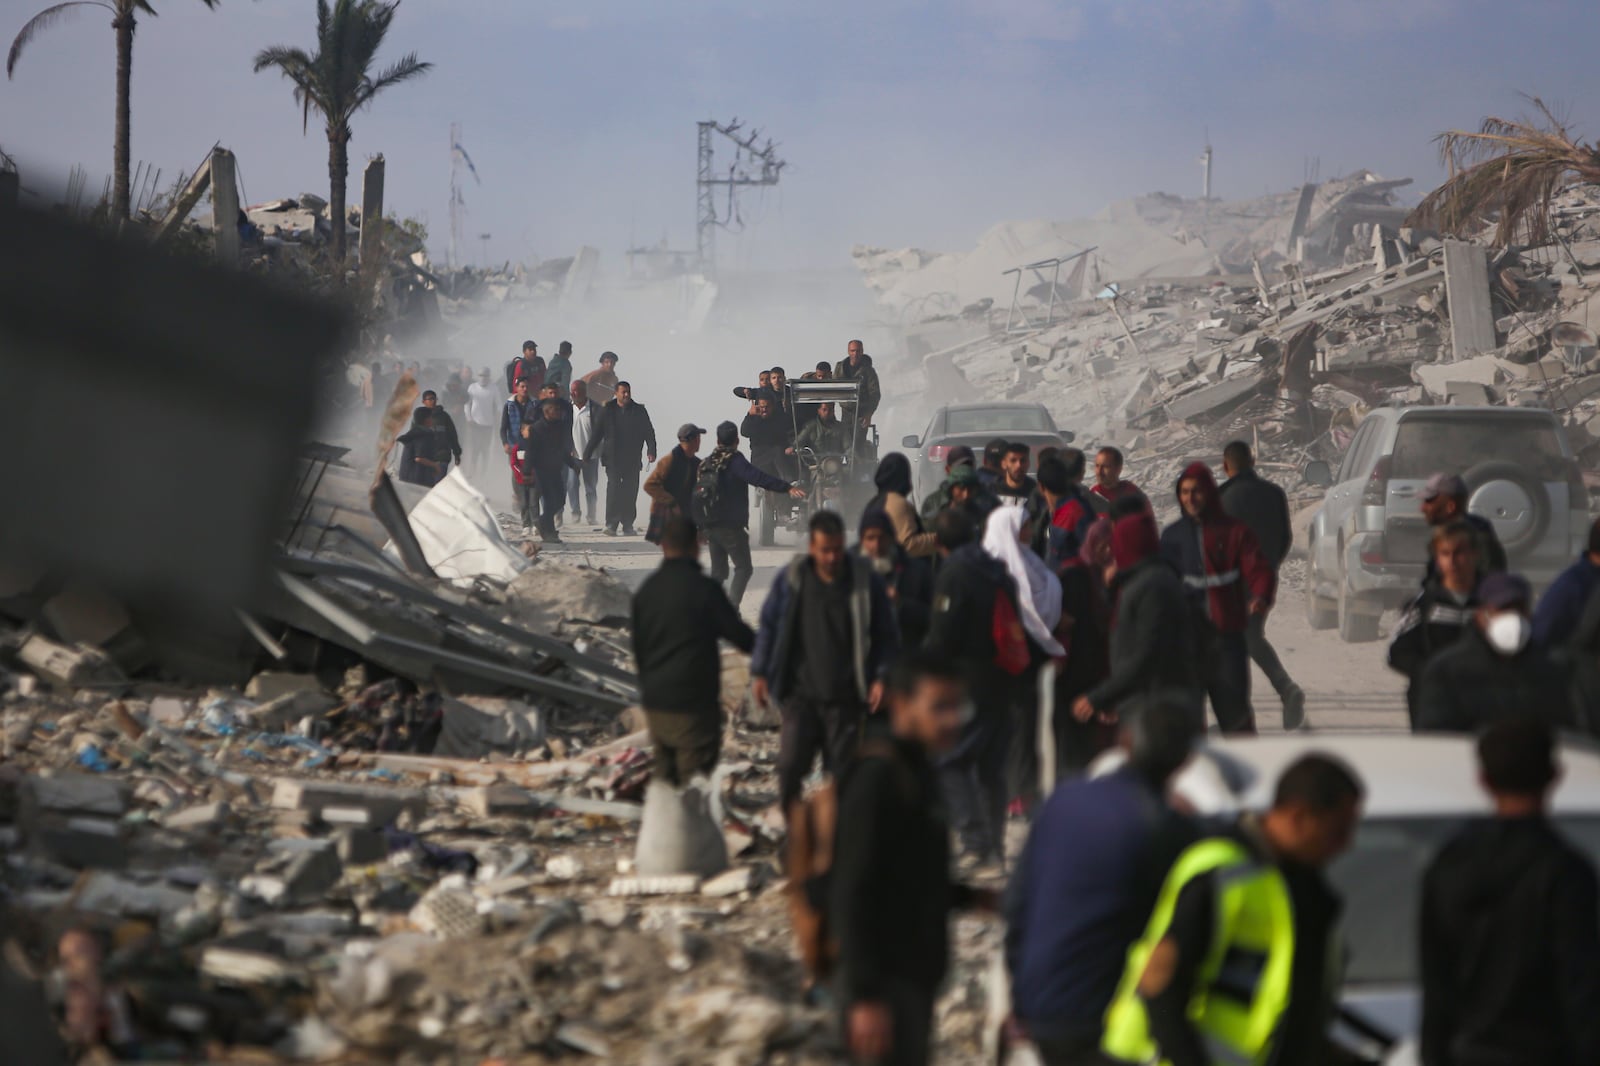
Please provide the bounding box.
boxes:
[702,447,792,529]
[830,733,974,1003]
[924,544,1015,715]
[1085,558,1198,713]
[1424,513,1508,583]
[583,399,658,471]
[521,415,578,478]
[631,557,754,714]
[856,547,934,651]
[1421,815,1600,1066]
[1218,468,1292,567]
[741,411,791,472]
[1415,627,1574,733]
[1387,579,1478,725]
[833,352,882,423]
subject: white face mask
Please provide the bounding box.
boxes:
[1484,612,1532,656]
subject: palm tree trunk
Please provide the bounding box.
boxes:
[112,4,135,221]
[327,124,349,264]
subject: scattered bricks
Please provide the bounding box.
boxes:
[147,697,188,727]
[270,778,425,828]
[244,672,324,702]
[17,634,121,688]
[333,826,387,866]
[162,802,229,832]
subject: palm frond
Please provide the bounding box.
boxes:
[1407,97,1600,247]
[7,1,113,78]
[352,52,430,111]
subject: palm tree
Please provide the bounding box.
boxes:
[1408,95,1600,248]
[253,0,430,265]
[8,0,220,222]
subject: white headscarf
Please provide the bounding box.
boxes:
[982,506,1065,657]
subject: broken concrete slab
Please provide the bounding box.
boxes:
[1414,355,1505,400]
[333,826,387,866]
[461,783,542,818]
[18,634,122,688]
[270,778,425,827]
[1444,239,1496,361]
[162,801,229,831]
[21,773,129,819]
[251,688,340,731]
[29,816,127,869]
[245,671,324,702]
[700,866,760,898]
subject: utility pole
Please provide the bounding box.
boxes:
[448,123,481,271]
[695,119,786,279]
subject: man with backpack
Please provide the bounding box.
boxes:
[505,339,545,395]
[751,511,899,824]
[696,421,804,607]
[924,505,1025,867]
[830,651,996,1066]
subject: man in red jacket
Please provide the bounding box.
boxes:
[1158,461,1274,733]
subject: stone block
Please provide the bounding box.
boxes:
[17,635,121,688]
[271,778,425,828]
[162,802,229,831]
[245,672,324,702]
[251,689,339,731]
[463,783,541,818]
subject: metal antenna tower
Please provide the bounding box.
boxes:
[447,123,481,270]
[696,118,786,278]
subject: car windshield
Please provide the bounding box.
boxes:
[1388,414,1568,481]
[945,407,1052,435]
[1333,815,1600,984]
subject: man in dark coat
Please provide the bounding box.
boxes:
[522,398,582,543]
[1076,511,1200,726]
[924,506,1018,864]
[582,380,658,537]
[857,509,934,649]
[1159,461,1274,734]
[1531,517,1600,649]
[1416,573,1574,732]
[830,651,993,1066]
[631,516,755,785]
[1388,520,1480,728]
[1219,441,1304,729]
[699,421,803,607]
[642,424,704,544]
[741,395,791,478]
[397,406,450,487]
[751,511,899,822]
[1421,472,1507,577]
[1420,716,1600,1066]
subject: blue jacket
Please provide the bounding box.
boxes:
[1003,766,1196,1043]
[1533,555,1600,650]
[751,554,899,704]
[704,447,792,529]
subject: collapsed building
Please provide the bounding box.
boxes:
[863,173,1600,508]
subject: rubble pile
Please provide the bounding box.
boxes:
[874,176,1600,499]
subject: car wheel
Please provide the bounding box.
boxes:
[1337,574,1380,643]
[758,494,775,547]
[1304,535,1337,629]
[1463,460,1550,557]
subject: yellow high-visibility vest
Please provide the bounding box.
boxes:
[1102,837,1295,1066]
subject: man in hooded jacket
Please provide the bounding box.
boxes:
[1075,512,1200,726]
[1159,462,1274,734]
[869,454,940,559]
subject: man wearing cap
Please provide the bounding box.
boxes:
[643,423,705,543]
[583,380,657,536]
[465,367,500,478]
[581,351,621,405]
[1422,473,1507,577]
[505,340,545,396]
[700,421,805,607]
[1415,573,1574,733]
[547,341,575,398]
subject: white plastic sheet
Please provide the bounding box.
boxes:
[385,468,529,586]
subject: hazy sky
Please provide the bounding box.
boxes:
[5,0,1600,271]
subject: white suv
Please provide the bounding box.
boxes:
[1303,406,1590,642]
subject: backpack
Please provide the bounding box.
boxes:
[691,449,734,527]
[992,590,1030,676]
[785,737,914,990]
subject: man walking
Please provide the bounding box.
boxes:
[697,421,804,607]
[522,398,581,543]
[1007,698,1199,1065]
[1102,755,1364,1066]
[831,651,993,1066]
[417,390,462,477]
[580,350,621,404]
[546,340,574,398]
[1074,511,1199,726]
[924,507,1021,866]
[1420,716,1600,1066]
[505,340,544,395]
[1160,462,1274,734]
[499,377,538,520]
[631,516,756,785]
[465,368,499,478]
[1219,441,1306,729]
[567,380,600,525]
[1531,516,1600,649]
[583,380,657,537]
[751,511,898,822]
[1091,447,1147,511]
[643,424,705,541]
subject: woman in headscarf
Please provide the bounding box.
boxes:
[868,452,939,559]
[1052,516,1115,776]
[983,506,1064,813]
